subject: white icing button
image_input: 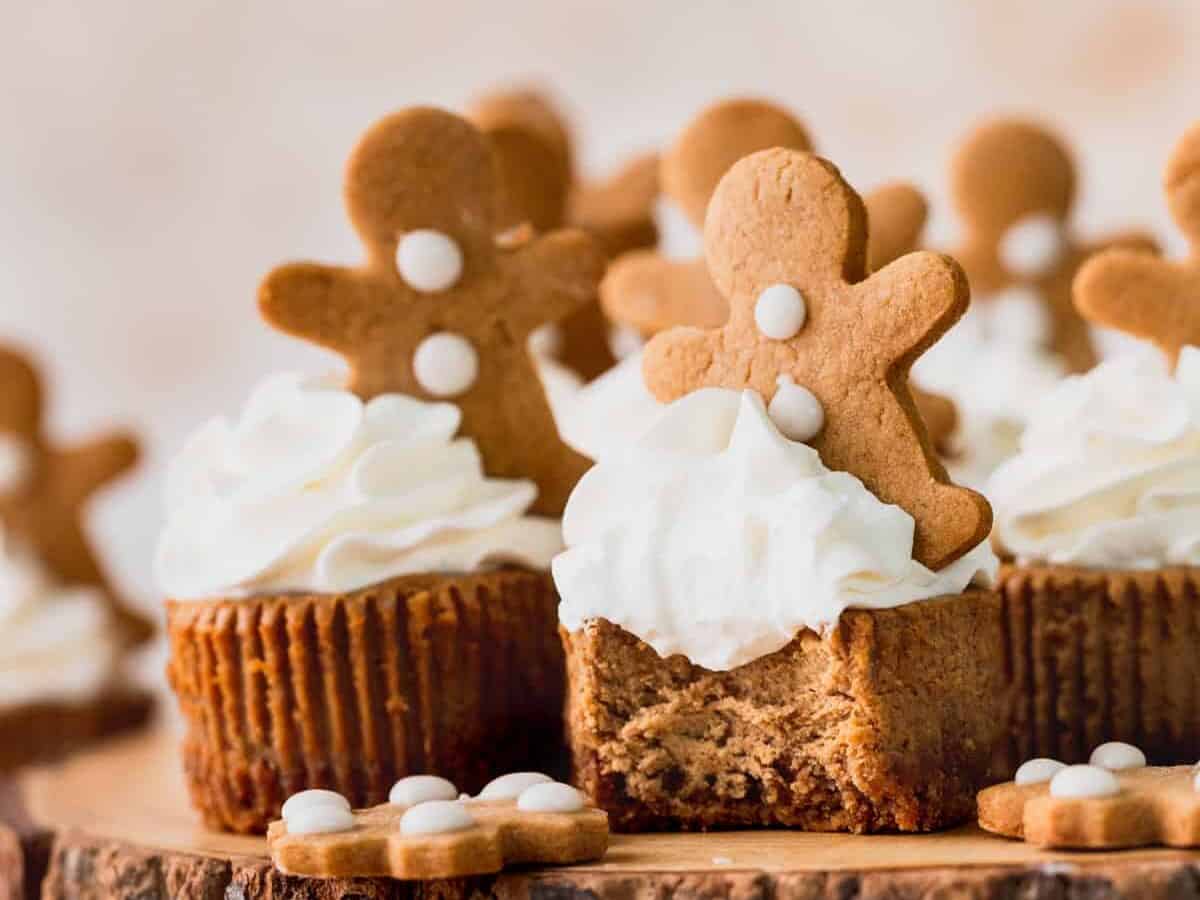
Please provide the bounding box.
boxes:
[388,775,458,807]
[1089,741,1147,771]
[754,284,806,341]
[768,376,824,443]
[413,333,479,398]
[0,435,32,494]
[516,782,585,813]
[984,287,1052,346]
[399,800,476,836]
[1048,764,1121,799]
[999,214,1064,278]
[281,789,350,822]
[396,230,463,292]
[1014,758,1067,786]
[285,805,356,835]
[477,772,553,800]
[528,323,562,358]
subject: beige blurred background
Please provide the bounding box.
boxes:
[2,0,1198,623]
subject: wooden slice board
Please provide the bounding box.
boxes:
[6,728,1200,899]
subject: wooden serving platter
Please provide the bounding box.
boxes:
[4,729,1200,899]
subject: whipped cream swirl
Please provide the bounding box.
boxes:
[989,348,1200,569]
[0,530,118,709]
[156,373,562,599]
[553,389,997,671]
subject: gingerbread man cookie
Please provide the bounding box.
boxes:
[0,344,151,647]
[1075,121,1200,369]
[470,89,659,379]
[979,742,1200,849]
[269,773,608,880]
[949,118,1158,373]
[259,107,603,516]
[643,149,991,570]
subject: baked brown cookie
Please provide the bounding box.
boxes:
[259,107,604,516]
[642,148,990,570]
[0,344,151,648]
[979,743,1200,849]
[949,118,1158,372]
[269,779,607,880]
[1075,120,1200,369]
[470,89,659,379]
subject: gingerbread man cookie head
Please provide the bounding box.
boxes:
[644,149,990,570]
[1074,121,1200,369]
[468,89,572,233]
[661,98,813,229]
[259,106,602,515]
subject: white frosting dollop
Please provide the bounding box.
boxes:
[538,352,664,463]
[1049,764,1120,799]
[156,373,562,599]
[399,800,475,835]
[1015,758,1067,785]
[0,530,118,710]
[989,348,1200,569]
[913,293,1067,488]
[1089,742,1147,771]
[281,789,351,821]
[389,775,458,807]
[554,389,997,671]
[516,782,585,813]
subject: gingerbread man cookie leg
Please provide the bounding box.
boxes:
[258,106,601,516]
[643,148,989,570]
[1075,121,1200,370]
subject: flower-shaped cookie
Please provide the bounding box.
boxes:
[642,148,991,570]
[949,118,1158,373]
[0,344,151,647]
[1075,121,1200,370]
[259,107,605,516]
[979,743,1200,849]
[269,775,608,880]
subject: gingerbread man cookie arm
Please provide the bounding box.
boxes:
[505,229,605,337]
[258,262,373,356]
[859,251,971,369]
[641,326,720,402]
[601,253,728,337]
[1075,250,1200,368]
[57,433,139,504]
[569,152,660,257]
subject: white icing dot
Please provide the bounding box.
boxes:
[1089,741,1147,771]
[767,376,824,443]
[1015,758,1067,786]
[999,214,1064,278]
[396,230,463,292]
[0,435,32,494]
[399,800,476,836]
[388,775,458,807]
[754,284,806,341]
[984,287,1052,346]
[281,789,350,822]
[1049,764,1121,799]
[285,805,356,835]
[516,782,585,813]
[477,772,553,800]
[528,324,562,358]
[413,332,479,398]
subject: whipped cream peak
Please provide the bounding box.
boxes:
[156,372,561,599]
[555,388,997,671]
[0,527,118,709]
[989,347,1200,569]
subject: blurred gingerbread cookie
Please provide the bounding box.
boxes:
[979,742,1200,849]
[470,89,658,379]
[1075,121,1200,369]
[642,148,991,570]
[259,106,604,516]
[949,118,1158,372]
[270,773,608,880]
[0,344,150,648]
